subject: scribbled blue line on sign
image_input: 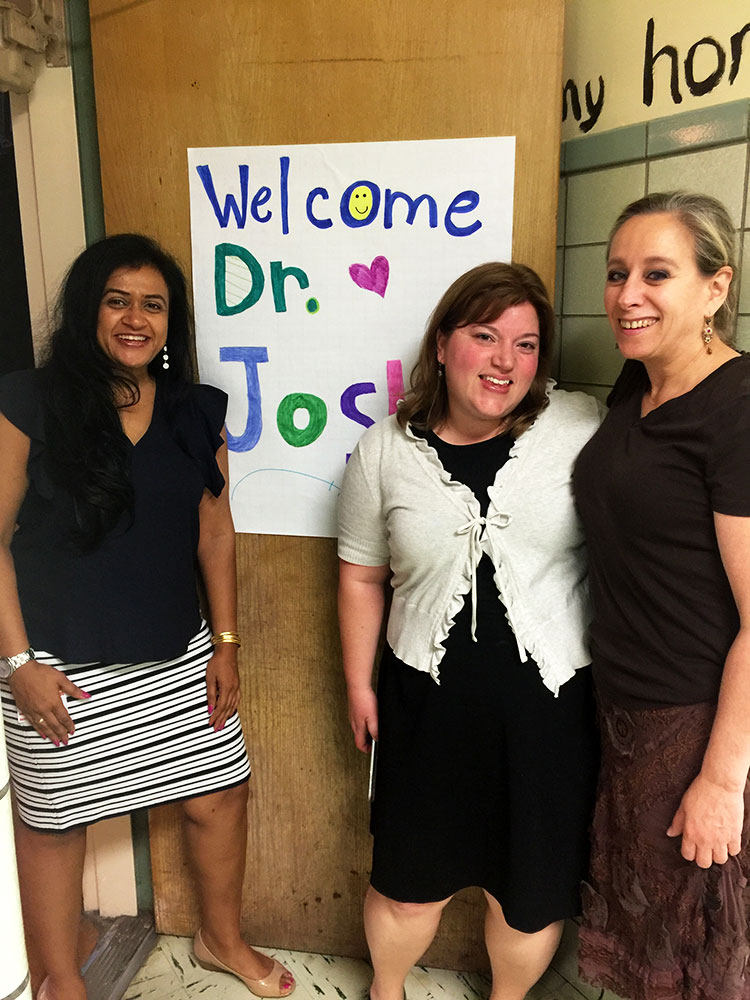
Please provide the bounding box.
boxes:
[230,467,342,502]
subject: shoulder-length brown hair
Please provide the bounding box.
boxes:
[397,261,555,437]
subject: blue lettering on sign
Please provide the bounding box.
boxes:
[196,159,485,237]
[219,345,269,451]
[444,190,482,237]
[280,156,290,236]
[306,187,333,229]
[383,190,438,230]
[196,164,250,228]
[339,180,381,228]
[251,186,273,223]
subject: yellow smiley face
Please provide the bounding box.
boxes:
[349,185,373,220]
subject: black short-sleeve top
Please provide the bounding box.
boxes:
[0,368,228,664]
[573,355,750,708]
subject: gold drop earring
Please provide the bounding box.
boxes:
[702,317,713,355]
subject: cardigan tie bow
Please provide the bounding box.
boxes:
[456,514,486,641]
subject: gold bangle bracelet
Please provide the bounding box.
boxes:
[211,631,242,647]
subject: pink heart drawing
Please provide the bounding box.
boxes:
[349,256,389,298]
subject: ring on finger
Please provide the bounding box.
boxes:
[38,717,45,725]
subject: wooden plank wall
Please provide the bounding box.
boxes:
[88,0,564,970]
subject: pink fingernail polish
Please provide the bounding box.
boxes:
[208,705,214,713]
[82,691,91,698]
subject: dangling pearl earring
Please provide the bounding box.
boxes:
[702,317,713,355]
[437,359,445,377]
[162,343,170,370]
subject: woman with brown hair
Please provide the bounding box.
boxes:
[338,262,601,1000]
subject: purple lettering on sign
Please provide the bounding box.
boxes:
[387,360,404,414]
[341,382,376,429]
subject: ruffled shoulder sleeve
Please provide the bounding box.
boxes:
[0,368,46,442]
[0,369,55,497]
[169,383,228,497]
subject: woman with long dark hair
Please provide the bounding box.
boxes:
[0,235,294,1000]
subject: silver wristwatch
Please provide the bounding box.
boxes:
[0,647,36,680]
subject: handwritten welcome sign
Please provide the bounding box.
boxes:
[188,138,515,536]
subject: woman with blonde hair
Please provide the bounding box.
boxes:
[574,191,750,1000]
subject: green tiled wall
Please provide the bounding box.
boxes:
[565,164,646,245]
[560,317,623,385]
[563,246,608,314]
[556,98,750,389]
[648,145,747,225]
[741,233,750,315]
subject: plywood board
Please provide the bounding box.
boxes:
[89,0,564,968]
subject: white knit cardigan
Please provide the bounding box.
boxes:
[337,385,603,695]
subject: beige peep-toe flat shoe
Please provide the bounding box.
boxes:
[193,928,296,997]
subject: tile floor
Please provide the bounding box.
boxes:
[123,922,624,1000]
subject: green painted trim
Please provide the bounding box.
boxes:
[556,176,567,248]
[647,99,750,158]
[563,122,646,173]
[65,0,105,244]
[130,809,154,913]
[562,101,750,177]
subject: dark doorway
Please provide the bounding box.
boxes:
[0,91,34,374]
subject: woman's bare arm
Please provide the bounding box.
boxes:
[338,558,390,752]
[196,433,240,731]
[667,512,750,867]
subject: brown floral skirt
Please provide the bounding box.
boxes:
[579,698,750,1000]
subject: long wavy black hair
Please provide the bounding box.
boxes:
[42,234,196,550]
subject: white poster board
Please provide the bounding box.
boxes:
[188,137,515,537]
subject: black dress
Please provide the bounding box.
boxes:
[370,430,598,933]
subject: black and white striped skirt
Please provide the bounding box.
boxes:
[0,623,251,832]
